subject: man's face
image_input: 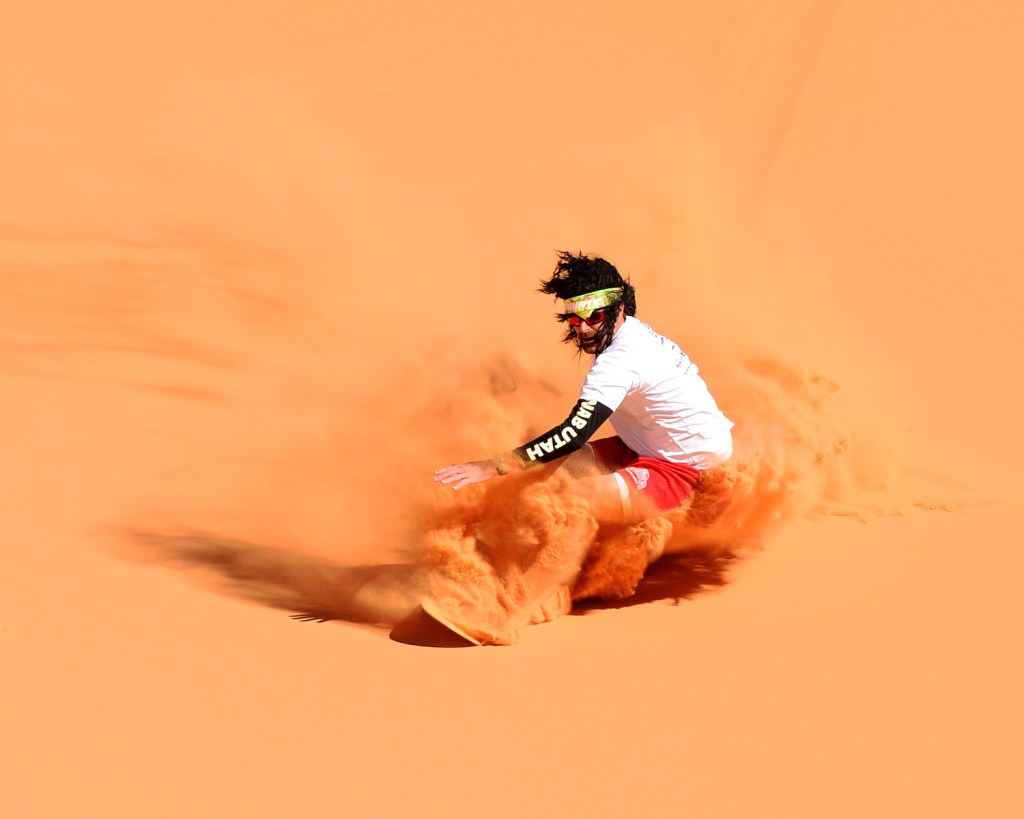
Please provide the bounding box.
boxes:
[559,287,625,355]
[565,307,619,355]
[575,318,602,354]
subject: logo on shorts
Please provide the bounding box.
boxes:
[624,466,650,490]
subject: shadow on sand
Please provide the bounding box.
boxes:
[119,529,741,647]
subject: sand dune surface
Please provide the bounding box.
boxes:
[3,2,1022,817]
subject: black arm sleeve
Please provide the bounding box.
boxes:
[511,399,614,465]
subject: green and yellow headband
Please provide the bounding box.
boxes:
[563,287,623,318]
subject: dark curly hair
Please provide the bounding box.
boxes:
[539,251,636,354]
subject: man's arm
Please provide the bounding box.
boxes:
[433,399,613,490]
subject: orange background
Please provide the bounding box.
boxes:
[3,2,1022,817]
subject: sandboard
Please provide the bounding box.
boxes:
[419,597,483,646]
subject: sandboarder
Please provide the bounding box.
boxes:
[429,252,734,642]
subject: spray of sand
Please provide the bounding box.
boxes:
[378,339,913,644]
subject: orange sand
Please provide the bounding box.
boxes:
[3,2,1022,816]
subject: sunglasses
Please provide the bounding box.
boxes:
[565,308,607,328]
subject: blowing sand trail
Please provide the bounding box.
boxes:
[2,1,1023,817]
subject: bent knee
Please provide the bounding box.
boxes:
[569,474,634,522]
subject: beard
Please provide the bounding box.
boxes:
[572,315,617,356]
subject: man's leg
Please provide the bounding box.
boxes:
[567,470,666,524]
[554,438,658,523]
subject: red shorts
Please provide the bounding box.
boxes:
[587,436,700,512]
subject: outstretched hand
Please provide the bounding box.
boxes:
[433,459,499,490]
